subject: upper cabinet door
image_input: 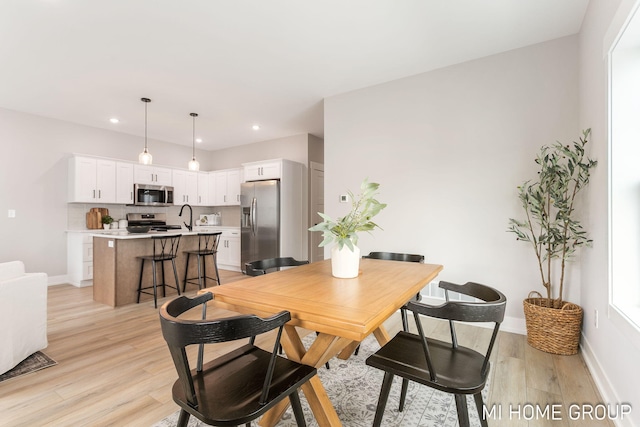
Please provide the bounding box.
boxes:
[115,162,134,204]
[68,156,116,203]
[95,159,116,202]
[243,160,281,181]
[226,169,241,205]
[133,165,173,186]
[197,172,209,206]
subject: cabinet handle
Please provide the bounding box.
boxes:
[93,190,96,199]
[130,191,133,201]
[98,190,101,199]
[224,195,227,202]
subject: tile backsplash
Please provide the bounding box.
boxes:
[67,204,240,229]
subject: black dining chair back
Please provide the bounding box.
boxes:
[245,257,309,276]
[362,251,425,331]
[366,281,507,427]
[159,292,317,427]
[363,252,425,263]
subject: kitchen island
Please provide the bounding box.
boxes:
[91,226,239,307]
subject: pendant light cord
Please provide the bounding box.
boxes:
[190,113,198,158]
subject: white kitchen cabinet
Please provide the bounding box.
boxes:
[133,164,172,186]
[210,168,241,206]
[193,227,241,271]
[115,162,134,204]
[67,232,94,287]
[68,156,116,203]
[197,172,209,206]
[217,229,241,271]
[243,160,282,181]
[172,169,198,205]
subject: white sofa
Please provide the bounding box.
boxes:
[0,261,48,375]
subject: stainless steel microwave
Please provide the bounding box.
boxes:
[133,184,174,206]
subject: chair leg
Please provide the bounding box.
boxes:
[474,392,488,427]
[289,390,307,427]
[182,253,190,292]
[454,394,470,427]
[176,409,190,427]
[399,378,409,411]
[213,253,221,285]
[151,260,158,309]
[172,258,181,296]
[137,259,144,303]
[161,260,167,297]
[372,372,394,427]
[401,307,409,331]
[197,254,203,289]
[203,254,208,288]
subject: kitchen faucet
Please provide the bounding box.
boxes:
[179,204,193,231]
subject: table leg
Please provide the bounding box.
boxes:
[372,325,391,346]
[259,326,345,426]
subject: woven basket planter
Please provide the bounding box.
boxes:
[523,294,583,355]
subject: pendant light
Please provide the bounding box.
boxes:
[188,112,200,171]
[138,97,153,165]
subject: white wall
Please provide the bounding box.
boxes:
[579,0,640,426]
[208,133,310,170]
[324,35,579,324]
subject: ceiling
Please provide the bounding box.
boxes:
[0,0,589,151]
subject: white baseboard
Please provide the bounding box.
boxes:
[580,335,637,427]
[47,275,69,286]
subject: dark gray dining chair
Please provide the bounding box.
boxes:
[366,281,506,427]
[159,292,317,427]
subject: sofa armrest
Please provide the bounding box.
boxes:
[0,261,26,281]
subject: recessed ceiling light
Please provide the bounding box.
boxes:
[196,138,203,143]
[252,124,260,130]
[109,118,120,124]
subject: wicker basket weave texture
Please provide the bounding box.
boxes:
[523,297,583,355]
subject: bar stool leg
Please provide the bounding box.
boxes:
[161,260,167,297]
[183,253,191,292]
[171,258,181,296]
[197,255,203,289]
[213,253,221,285]
[151,260,158,309]
[137,259,145,303]
[201,255,206,288]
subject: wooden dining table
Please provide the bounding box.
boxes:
[202,258,443,426]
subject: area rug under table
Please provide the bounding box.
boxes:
[0,351,57,383]
[154,334,490,427]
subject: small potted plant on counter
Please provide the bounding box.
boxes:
[310,178,387,278]
[507,129,597,355]
[102,214,114,230]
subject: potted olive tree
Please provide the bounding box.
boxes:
[310,179,387,278]
[508,129,597,355]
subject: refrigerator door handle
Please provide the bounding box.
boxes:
[251,197,257,235]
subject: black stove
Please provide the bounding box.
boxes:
[126,213,182,232]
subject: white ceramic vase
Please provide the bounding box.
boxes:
[331,244,361,278]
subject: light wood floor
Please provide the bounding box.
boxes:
[0,271,612,427]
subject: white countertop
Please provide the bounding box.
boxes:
[67,225,240,240]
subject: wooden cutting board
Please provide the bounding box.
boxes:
[87,208,109,229]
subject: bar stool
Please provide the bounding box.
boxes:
[183,232,222,291]
[136,234,182,308]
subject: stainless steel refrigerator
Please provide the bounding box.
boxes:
[241,180,280,273]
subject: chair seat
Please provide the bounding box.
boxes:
[184,249,216,256]
[172,343,316,426]
[138,254,177,261]
[366,331,488,395]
